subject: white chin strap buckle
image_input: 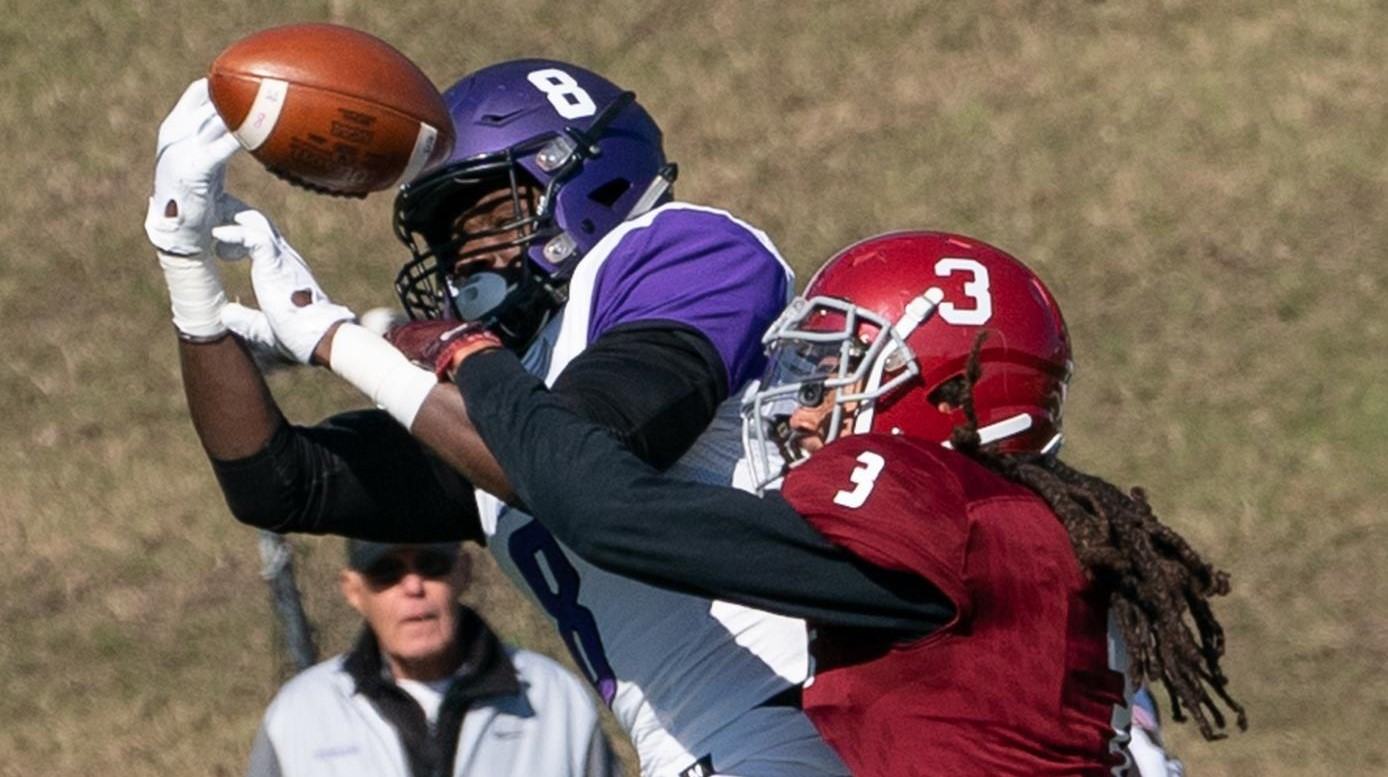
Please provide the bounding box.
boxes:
[941,412,1034,450]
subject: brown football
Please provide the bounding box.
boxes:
[208,23,454,197]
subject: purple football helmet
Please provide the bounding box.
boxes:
[393,58,676,347]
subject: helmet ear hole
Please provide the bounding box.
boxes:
[587,177,632,208]
[928,375,968,409]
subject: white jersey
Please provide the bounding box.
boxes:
[474,203,847,777]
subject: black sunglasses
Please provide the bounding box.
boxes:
[362,551,458,587]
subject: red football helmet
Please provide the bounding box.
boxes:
[742,230,1072,489]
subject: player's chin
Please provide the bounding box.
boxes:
[789,431,826,457]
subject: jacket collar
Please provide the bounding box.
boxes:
[342,605,520,703]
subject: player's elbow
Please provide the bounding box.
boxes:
[212,462,313,533]
[528,503,609,560]
[529,490,653,569]
[222,491,307,534]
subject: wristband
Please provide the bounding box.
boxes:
[436,331,504,380]
[328,323,438,429]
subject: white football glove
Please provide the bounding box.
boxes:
[212,209,356,365]
[223,304,405,374]
[145,78,245,339]
[221,300,297,373]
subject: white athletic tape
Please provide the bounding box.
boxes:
[158,248,227,338]
[396,122,440,186]
[232,78,289,151]
[329,323,437,429]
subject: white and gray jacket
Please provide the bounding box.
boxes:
[247,607,614,777]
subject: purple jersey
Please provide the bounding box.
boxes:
[580,203,792,392]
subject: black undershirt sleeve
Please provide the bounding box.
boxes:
[208,322,729,543]
[547,320,728,471]
[211,409,483,543]
[458,348,956,634]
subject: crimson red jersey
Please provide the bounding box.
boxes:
[780,433,1130,777]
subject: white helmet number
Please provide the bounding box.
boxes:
[527,69,597,120]
[934,258,993,326]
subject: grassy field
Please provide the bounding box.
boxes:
[2,1,1384,775]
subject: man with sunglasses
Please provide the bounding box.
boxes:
[247,540,615,777]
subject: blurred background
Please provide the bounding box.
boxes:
[1,1,1384,775]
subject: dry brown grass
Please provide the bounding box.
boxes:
[1,1,1384,775]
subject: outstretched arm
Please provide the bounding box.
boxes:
[311,320,514,499]
[454,349,955,633]
[175,316,479,542]
[309,314,734,504]
[144,78,282,461]
[146,79,477,541]
[306,205,794,503]
[401,320,728,491]
[179,334,282,458]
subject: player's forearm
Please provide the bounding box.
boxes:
[180,325,481,539]
[409,385,515,501]
[179,334,284,459]
[458,349,954,632]
[367,322,724,502]
[320,322,516,501]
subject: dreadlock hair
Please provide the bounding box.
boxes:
[943,333,1247,741]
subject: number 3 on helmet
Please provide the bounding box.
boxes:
[742,231,1073,490]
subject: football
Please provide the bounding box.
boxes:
[208,23,454,197]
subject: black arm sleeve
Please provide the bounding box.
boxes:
[208,323,725,543]
[547,321,727,471]
[210,409,482,543]
[458,349,955,633]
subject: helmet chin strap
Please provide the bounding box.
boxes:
[939,414,1067,454]
[628,163,679,219]
[940,412,1034,450]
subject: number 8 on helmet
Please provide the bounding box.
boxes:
[392,58,677,350]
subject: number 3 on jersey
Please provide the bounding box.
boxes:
[834,451,885,509]
[509,520,617,704]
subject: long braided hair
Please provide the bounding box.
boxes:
[944,334,1247,740]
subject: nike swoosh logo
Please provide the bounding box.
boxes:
[482,108,526,124]
[439,324,477,342]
